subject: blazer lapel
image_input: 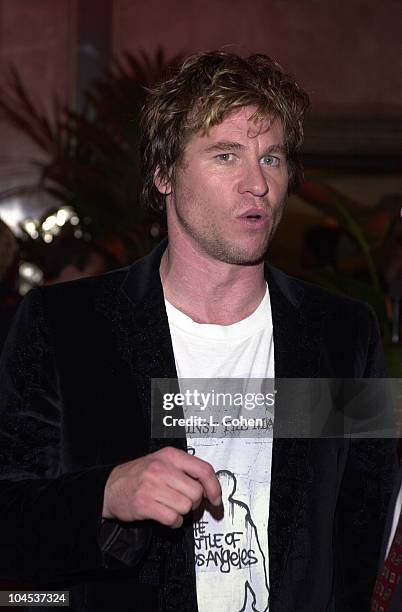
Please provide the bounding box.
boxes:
[120,238,185,454]
[266,265,324,603]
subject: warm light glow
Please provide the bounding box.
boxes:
[0,198,26,235]
[21,263,34,278]
[19,262,43,284]
[43,233,53,243]
[24,220,37,235]
[56,208,71,226]
[42,215,57,231]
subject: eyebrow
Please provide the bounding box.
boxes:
[204,141,286,155]
[204,141,244,153]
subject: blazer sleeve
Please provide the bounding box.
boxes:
[334,305,398,610]
[0,288,150,581]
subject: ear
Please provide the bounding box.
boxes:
[154,167,172,195]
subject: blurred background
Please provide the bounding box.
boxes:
[0,0,401,372]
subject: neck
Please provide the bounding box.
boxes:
[160,242,266,325]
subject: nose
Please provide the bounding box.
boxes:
[238,161,269,198]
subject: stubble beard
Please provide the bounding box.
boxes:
[175,198,285,266]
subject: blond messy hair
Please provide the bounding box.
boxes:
[140,51,310,213]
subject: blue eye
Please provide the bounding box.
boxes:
[261,156,280,167]
[216,153,234,162]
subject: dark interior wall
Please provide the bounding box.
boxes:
[1,0,401,140]
[0,0,75,225]
[1,0,401,151]
[113,0,402,119]
[0,0,74,123]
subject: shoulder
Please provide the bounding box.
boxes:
[10,268,129,346]
[34,240,166,314]
[266,264,377,324]
[38,267,129,303]
[265,264,384,377]
[21,267,129,323]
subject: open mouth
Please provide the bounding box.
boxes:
[239,208,267,221]
[239,210,267,221]
[237,211,268,229]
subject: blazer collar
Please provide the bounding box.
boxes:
[119,238,180,453]
[121,238,168,308]
[120,238,174,382]
[265,263,322,378]
[121,237,323,359]
[119,241,322,390]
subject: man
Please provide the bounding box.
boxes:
[0,51,396,611]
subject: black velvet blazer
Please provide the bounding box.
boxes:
[0,239,396,612]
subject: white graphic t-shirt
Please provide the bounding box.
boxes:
[165,284,274,612]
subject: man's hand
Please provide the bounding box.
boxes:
[102,447,222,528]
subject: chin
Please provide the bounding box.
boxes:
[208,243,269,266]
[230,252,267,266]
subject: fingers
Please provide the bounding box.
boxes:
[161,466,205,510]
[158,447,222,506]
[102,447,222,527]
[140,498,184,529]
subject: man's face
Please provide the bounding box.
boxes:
[159,106,289,265]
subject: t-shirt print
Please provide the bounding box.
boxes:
[189,446,270,612]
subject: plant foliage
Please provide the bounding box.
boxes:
[0,49,181,255]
